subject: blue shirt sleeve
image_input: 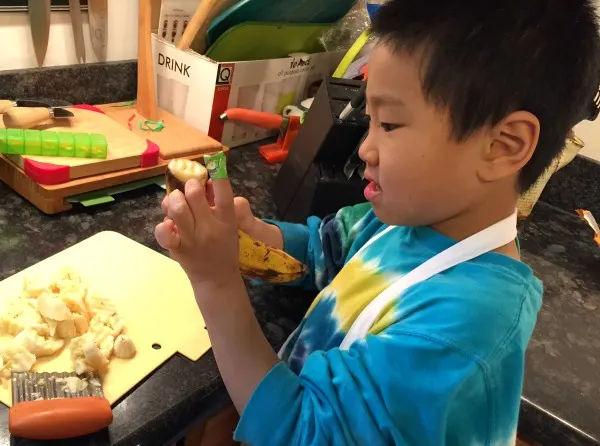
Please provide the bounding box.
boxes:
[264,202,379,291]
[234,329,502,446]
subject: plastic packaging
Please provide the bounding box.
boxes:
[0,128,108,159]
[319,0,373,53]
[204,151,228,179]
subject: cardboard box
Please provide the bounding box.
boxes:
[152,34,343,148]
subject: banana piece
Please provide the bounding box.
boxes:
[22,276,47,299]
[83,341,109,372]
[15,327,65,357]
[38,291,72,321]
[0,296,44,336]
[56,319,77,340]
[1,342,36,372]
[165,158,308,284]
[73,313,89,335]
[113,334,136,359]
[165,158,208,194]
[85,292,118,317]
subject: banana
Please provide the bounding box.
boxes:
[238,230,307,283]
[165,158,308,284]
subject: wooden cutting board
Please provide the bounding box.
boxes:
[0,231,211,407]
[1,106,158,185]
[98,104,224,160]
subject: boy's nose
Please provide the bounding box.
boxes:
[358,131,378,165]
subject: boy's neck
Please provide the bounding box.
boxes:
[430,193,520,259]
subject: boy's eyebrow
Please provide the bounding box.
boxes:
[367,94,405,108]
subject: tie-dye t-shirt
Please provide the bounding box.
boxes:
[235,203,542,446]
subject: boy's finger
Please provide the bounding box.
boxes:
[212,178,236,221]
[205,179,216,207]
[161,195,168,214]
[167,190,195,238]
[155,219,181,250]
[185,179,212,226]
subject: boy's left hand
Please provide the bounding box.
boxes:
[155,178,240,290]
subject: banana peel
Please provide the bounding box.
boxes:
[165,158,308,284]
[238,229,307,283]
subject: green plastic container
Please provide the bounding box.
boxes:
[75,133,91,158]
[25,129,42,156]
[58,133,75,157]
[91,134,108,159]
[41,131,59,157]
[0,129,108,159]
[6,129,25,155]
[0,129,6,154]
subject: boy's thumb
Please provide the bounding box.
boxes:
[212,178,235,220]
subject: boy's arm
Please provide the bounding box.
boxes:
[234,329,502,446]
[263,202,376,290]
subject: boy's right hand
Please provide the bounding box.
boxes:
[162,179,284,250]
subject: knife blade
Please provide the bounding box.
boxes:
[3,106,75,130]
[342,131,369,180]
[69,0,86,63]
[28,0,51,67]
[88,0,108,62]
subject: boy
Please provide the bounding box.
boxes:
[155,0,600,444]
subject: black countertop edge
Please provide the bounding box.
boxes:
[520,398,599,446]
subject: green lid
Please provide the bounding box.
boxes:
[90,133,108,159]
[74,133,91,158]
[41,131,59,157]
[58,132,75,157]
[24,129,42,156]
[0,129,6,154]
[6,129,25,155]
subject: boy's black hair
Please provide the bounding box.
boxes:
[371,0,600,192]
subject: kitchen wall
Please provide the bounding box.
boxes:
[0,0,139,70]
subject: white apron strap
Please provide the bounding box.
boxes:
[277,225,396,358]
[339,211,518,351]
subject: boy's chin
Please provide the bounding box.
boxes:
[371,204,427,227]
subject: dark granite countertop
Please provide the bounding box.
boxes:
[1,146,600,445]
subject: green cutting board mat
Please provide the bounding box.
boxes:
[206,0,357,48]
[205,22,329,62]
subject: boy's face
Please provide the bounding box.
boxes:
[359,43,493,227]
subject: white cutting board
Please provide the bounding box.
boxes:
[0,231,211,407]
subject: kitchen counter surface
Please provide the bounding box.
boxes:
[1,146,600,446]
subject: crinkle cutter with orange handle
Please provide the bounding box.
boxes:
[9,371,113,440]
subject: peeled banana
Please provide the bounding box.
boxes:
[165,158,308,284]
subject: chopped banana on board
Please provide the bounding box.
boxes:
[0,267,136,382]
[1,342,36,372]
[38,291,72,321]
[0,296,44,336]
[113,335,136,359]
[14,327,64,357]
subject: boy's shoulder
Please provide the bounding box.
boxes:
[391,250,543,363]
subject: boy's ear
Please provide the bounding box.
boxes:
[478,111,540,183]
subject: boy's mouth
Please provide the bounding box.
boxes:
[364,181,381,201]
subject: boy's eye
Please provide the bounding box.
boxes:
[380,122,401,132]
